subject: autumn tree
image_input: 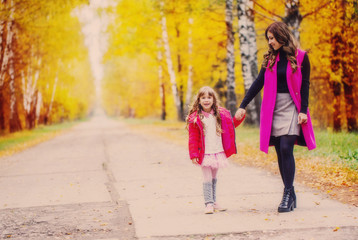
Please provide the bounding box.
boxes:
[0,0,94,134]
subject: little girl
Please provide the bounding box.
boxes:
[186,86,245,214]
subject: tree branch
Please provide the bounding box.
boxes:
[252,0,284,20]
[302,1,331,19]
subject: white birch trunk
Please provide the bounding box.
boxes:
[225,0,237,116]
[160,2,181,120]
[284,0,301,42]
[22,55,41,115]
[48,74,58,116]
[7,0,15,120]
[157,48,166,120]
[185,17,193,115]
[36,91,42,122]
[237,0,261,125]
[9,49,15,119]
[0,0,14,87]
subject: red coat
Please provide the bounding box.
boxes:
[187,107,245,165]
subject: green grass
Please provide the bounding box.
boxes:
[235,124,358,170]
[0,121,81,154]
[123,118,358,170]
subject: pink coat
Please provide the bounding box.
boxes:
[187,107,245,164]
[260,49,316,153]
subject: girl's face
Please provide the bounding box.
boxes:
[199,92,214,113]
[267,31,282,50]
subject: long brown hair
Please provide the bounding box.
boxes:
[186,86,222,135]
[262,22,299,72]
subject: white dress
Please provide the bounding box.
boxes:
[200,114,229,168]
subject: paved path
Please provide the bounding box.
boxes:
[0,112,357,239]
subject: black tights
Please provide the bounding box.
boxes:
[273,135,297,189]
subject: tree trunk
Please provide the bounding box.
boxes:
[156,41,166,120]
[0,1,13,87]
[237,0,261,126]
[7,0,21,132]
[160,2,181,121]
[9,43,22,132]
[283,0,302,42]
[45,74,58,124]
[22,56,41,129]
[185,17,193,117]
[331,81,342,131]
[340,0,357,132]
[225,0,236,117]
[175,24,184,121]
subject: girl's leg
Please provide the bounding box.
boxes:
[211,168,218,203]
[201,166,214,206]
[211,168,227,211]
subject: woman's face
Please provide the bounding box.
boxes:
[267,31,282,50]
[199,92,214,113]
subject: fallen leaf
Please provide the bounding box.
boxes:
[333,227,340,232]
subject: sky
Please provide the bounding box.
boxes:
[74,0,117,101]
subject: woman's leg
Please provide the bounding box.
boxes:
[277,135,298,212]
[274,138,285,184]
[279,135,297,189]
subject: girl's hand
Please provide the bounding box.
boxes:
[298,113,308,124]
[192,158,199,165]
[235,108,246,121]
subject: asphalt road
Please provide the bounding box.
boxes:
[0,111,357,239]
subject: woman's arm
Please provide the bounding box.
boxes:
[239,67,265,109]
[300,53,310,114]
[235,67,265,120]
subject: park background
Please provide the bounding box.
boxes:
[0,0,357,204]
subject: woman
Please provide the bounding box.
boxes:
[235,22,316,213]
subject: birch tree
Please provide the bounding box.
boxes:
[237,0,261,125]
[225,0,236,116]
[160,2,182,121]
[185,17,193,116]
[157,40,166,120]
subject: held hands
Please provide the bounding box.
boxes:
[298,113,308,124]
[235,108,246,121]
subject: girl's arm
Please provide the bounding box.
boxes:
[188,122,200,160]
[233,114,245,127]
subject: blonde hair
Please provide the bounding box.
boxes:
[186,86,222,135]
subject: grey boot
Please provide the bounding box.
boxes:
[203,182,213,205]
[212,178,217,203]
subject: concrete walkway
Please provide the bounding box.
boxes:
[0,112,357,239]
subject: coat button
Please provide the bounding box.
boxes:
[295,92,298,95]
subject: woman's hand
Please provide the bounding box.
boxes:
[298,113,308,124]
[192,158,199,165]
[235,108,246,121]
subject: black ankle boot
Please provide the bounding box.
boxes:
[291,186,297,208]
[278,187,295,212]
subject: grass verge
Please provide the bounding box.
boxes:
[122,118,358,206]
[0,121,81,158]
